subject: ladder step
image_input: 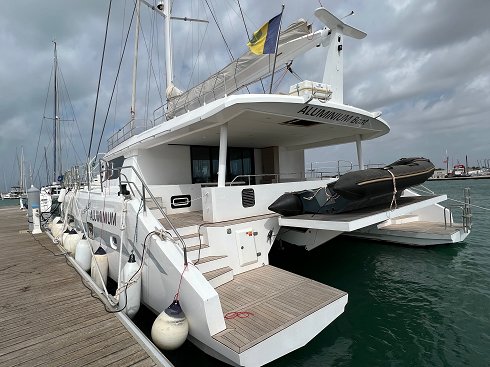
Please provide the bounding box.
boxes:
[186,243,209,252]
[172,232,201,241]
[203,266,232,281]
[145,197,163,210]
[194,255,226,265]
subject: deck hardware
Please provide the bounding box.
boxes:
[110,236,118,250]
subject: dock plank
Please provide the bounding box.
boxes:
[0,207,163,367]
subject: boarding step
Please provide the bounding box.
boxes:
[159,211,204,231]
[172,232,204,246]
[158,217,200,237]
[187,243,209,252]
[158,218,199,237]
[193,255,228,274]
[145,197,164,210]
[186,243,210,262]
[202,266,234,288]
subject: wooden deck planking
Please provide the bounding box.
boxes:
[202,266,232,280]
[160,211,204,229]
[160,210,279,230]
[379,221,461,235]
[213,265,346,353]
[0,207,161,367]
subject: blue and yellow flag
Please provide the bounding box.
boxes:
[247,13,282,55]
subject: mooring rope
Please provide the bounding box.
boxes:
[386,169,398,211]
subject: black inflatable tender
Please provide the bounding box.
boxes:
[268,157,435,216]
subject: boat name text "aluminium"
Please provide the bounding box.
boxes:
[297,106,369,125]
[89,210,117,226]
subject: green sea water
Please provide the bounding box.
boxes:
[266,179,490,367]
[0,199,21,208]
[152,179,490,366]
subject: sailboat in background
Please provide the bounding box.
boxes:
[39,42,65,214]
[1,147,27,208]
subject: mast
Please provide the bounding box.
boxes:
[163,0,173,89]
[130,0,141,122]
[44,147,49,186]
[53,41,59,182]
[20,147,25,192]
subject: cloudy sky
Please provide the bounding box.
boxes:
[0,0,489,190]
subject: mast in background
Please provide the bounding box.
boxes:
[52,41,60,183]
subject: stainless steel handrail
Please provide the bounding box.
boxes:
[309,160,354,178]
[98,159,188,265]
[228,171,313,186]
[229,174,279,186]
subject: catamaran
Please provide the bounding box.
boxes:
[55,3,471,366]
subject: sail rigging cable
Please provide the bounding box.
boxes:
[88,0,113,160]
[96,2,138,156]
[236,0,250,40]
[184,20,210,92]
[204,0,234,61]
[33,63,54,184]
[138,6,165,117]
[59,67,87,157]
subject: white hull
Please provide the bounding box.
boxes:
[62,184,348,366]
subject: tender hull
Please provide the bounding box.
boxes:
[269,157,435,216]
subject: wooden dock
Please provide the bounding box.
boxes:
[0,206,171,367]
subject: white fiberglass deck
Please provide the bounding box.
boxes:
[348,220,469,246]
[279,195,446,232]
[212,265,346,353]
[379,221,463,235]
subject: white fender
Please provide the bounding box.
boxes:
[151,300,189,350]
[64,229,81,256]
[58,188,67,203]
[51,219,64,238]
[90,246,108,290]
[75,236,92,272]
[120,253,141,319]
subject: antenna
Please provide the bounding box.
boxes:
[341,11,354,20]
[315,7,366,104]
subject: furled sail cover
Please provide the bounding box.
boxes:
[166,20,326,118]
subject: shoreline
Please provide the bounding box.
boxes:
[429,175,490,181]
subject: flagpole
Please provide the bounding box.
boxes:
[269,4,285,94]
